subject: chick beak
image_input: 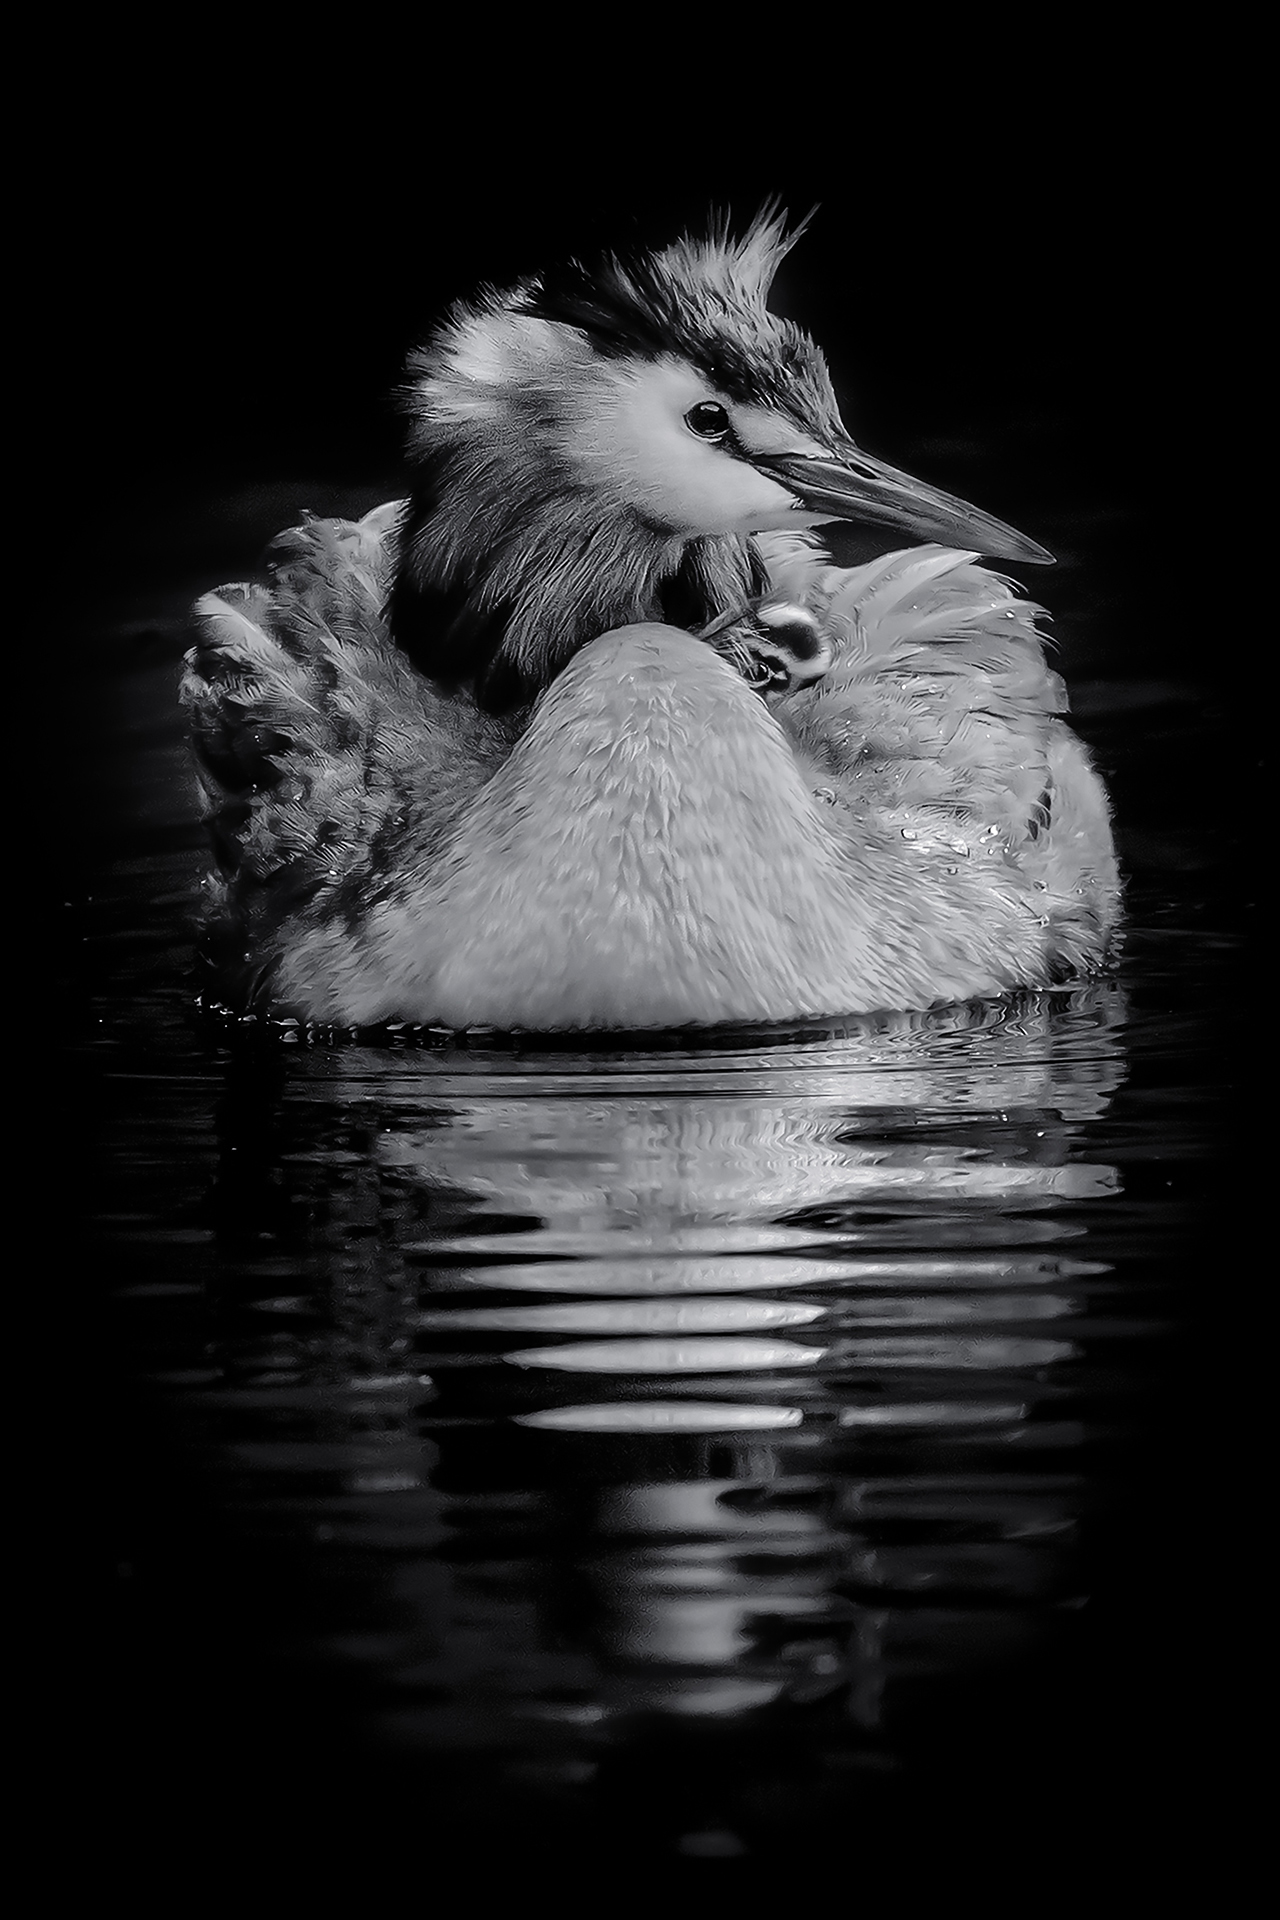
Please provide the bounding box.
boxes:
[751,440,1054,565]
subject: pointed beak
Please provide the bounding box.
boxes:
[751,441,1054,565]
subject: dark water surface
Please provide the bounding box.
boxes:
[65,525,1246,1887]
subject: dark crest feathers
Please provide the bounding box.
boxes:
[521,204,824,413]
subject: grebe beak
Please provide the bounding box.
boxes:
[751,440,1053,565]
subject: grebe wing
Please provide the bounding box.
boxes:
[768,542,1119,958]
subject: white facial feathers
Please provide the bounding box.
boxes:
[407,309,830,538]
[560,360,816,535]
[405,305,575,431]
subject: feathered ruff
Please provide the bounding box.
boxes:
[182,507,1118,1028]
[389,430,767,710]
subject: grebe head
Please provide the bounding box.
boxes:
[392,206,1050,711]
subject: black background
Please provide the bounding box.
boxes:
[30,27,1251,1892]
[38,28,1223,672]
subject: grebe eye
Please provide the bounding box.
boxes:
[684,402,730,440]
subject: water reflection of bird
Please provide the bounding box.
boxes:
[183,208,1118,1031]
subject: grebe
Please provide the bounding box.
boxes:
[182,209,1117,1030]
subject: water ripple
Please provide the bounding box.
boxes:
[503,1336,830,1373]
[514,1403,807,1433]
